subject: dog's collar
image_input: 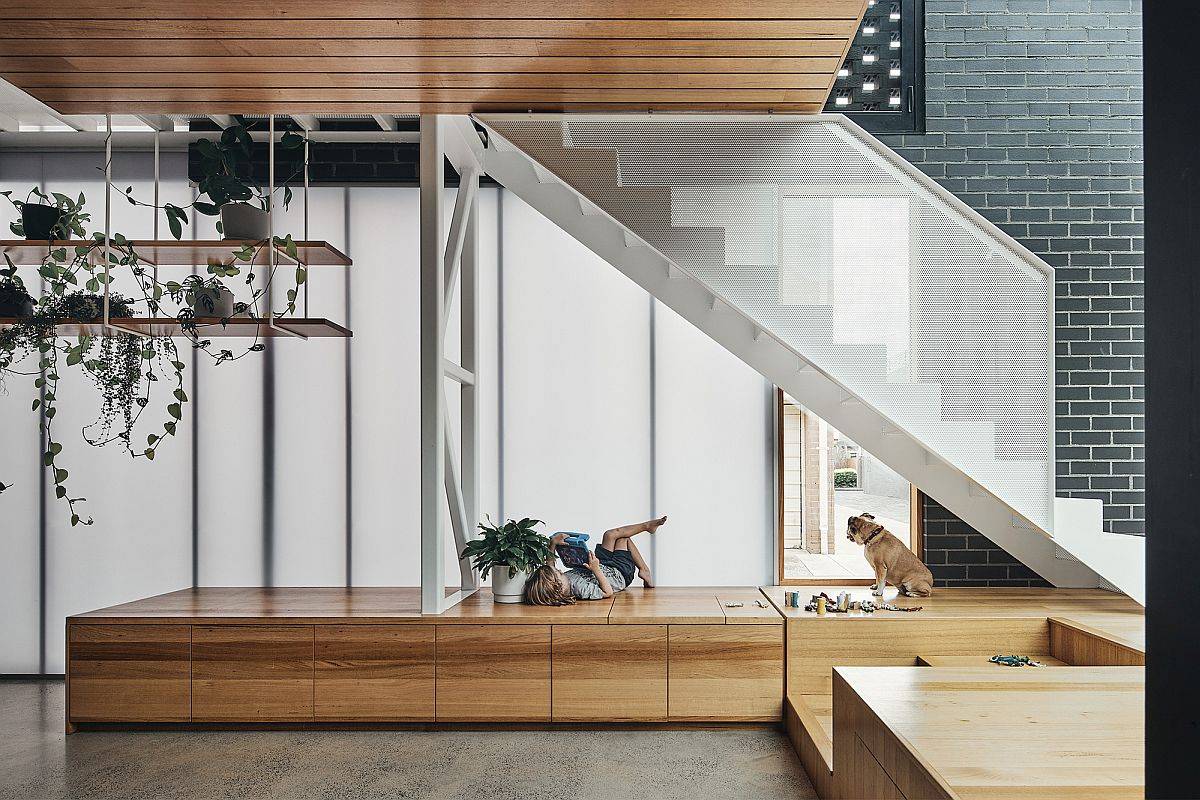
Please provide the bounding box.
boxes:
[863,527,885,545]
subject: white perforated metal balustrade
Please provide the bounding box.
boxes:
[482,115,1055,530]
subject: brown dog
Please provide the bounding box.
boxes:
[846,513,933,597]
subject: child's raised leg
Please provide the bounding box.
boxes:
[600,516,667,552]
[625,538,655,588]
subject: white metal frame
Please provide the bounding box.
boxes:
[420,115,485,613]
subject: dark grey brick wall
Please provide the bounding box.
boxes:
[876,0,1143,582]
[922,496,1052,586]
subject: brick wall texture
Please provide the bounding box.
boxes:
[875,0,1143,584]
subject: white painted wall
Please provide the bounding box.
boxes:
[653,303,775,585]
[500,192,653,543]
[0,160,774,672]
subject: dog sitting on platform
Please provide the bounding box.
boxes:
[847,513,934,597]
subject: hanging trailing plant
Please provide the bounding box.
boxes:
[1,121,313,524]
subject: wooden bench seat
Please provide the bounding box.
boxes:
[66,586,783,728]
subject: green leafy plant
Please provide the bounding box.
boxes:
[834,467,859,489]
[1,127,310,525]
[188,123,303,234]
[0,272,35,316]
[1,187,90,239]
[118,121,304,239]
[0,285,183,526]
[460,517,552,579]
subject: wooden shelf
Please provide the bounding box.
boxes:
[0,239,351,267]
[0,317,351,338]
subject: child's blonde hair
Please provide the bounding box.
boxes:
[524,565,576,606]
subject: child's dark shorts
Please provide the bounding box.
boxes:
[595,545,636,586]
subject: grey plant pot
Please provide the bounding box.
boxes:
[187,285,236,318]
[219,203,269,241]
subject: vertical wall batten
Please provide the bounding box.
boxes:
[343,187,353,587]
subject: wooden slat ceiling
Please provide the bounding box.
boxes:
[0,0,867,114]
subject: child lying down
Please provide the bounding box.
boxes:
[523,516,668,605]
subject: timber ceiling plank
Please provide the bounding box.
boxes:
[0,1,868,19]
[0,0,868,113]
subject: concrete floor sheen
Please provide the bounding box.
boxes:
[0,681,815,800]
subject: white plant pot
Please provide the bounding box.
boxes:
[219,203,269,241]
[490,565,533,604]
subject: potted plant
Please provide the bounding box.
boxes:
[1,188,90,241]
[182,274,237,318]
[461,517,553,603]
[189,123,303,240]
[0,265,34,317]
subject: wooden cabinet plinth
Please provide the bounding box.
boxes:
[552,624,667,721]
[668,624,783,721]
[68,624,191,722]
[315,625,435,721]
[435,625,551,721]
[191,625,314,721]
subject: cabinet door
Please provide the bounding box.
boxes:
[435,625,551,721]
[68,624,191,722]
[315,625,435,721]
[192,625,314,721]
[668,624,783,721]
[552,625,667,721]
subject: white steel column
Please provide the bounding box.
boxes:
[421,115,486,612]
[419,115,447,614]
[459,168,482,590]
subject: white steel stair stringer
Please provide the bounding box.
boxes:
[473,113,1116,592]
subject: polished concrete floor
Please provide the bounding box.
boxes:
[0,681,816,800]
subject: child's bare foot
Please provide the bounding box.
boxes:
[647,515,668,533]
[640,568,655,588]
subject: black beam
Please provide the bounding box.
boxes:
[1145,0,1200,795]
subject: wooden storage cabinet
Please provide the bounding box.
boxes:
[68,624,191,722]
[191,625,315,721]
[668,624,783,721]
[552,624,667,721]
[435,625,551,721]
[315,625,435,721]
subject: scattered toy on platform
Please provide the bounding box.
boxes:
[990,654,1045,667]
[802,591,924,614]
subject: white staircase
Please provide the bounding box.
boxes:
[472,113,1143,602]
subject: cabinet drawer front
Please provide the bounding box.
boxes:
[315,625,435,721]
[69,624,191,722]
[436,625,551,721]
[668,625,783,721]
[192,625,314,721]
[552,624,667,721]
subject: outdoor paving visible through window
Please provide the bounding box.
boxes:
[783,489,910,580]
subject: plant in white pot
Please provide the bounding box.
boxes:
[461,517,552,604]
[189,123,304,240]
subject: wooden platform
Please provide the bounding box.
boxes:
[763,585,1144,649]
[771,585,1145,799]
[833,666,1144,799]
[67,583,1147,797]
[66,586,783,728]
